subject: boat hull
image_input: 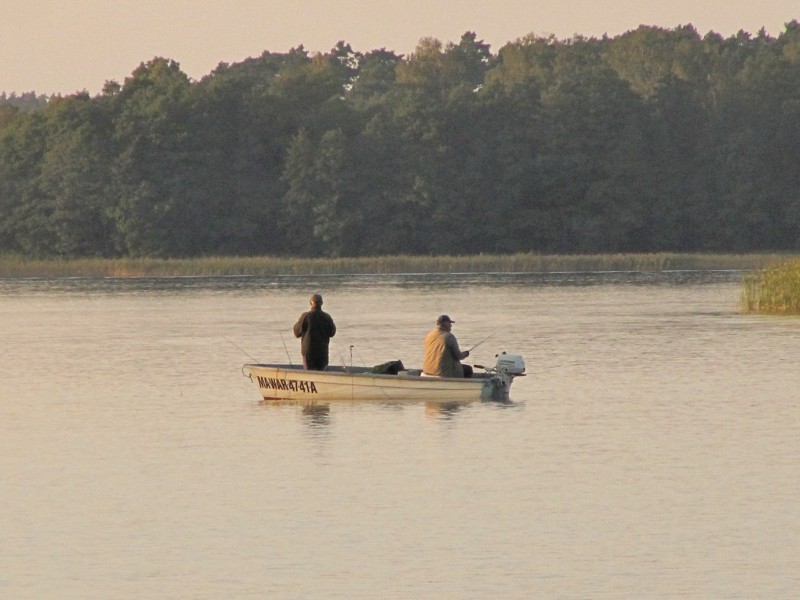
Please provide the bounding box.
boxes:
[243,363,514,403]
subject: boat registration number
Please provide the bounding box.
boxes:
[256,376,318,394]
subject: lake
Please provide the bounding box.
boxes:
[2,271,799,599]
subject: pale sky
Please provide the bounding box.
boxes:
[2,0,797,95]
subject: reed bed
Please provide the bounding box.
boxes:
[741,258,800,315]
[0,252,794,279]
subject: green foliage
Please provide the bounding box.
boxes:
[1,23,800,259]
[40,93,116,256]
[1,252,790,279]
[0,92,50,112]
[107,58,196,256]
[604,25,709,98]
[742,258,800,314]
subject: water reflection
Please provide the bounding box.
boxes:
[256,396,490,424]
[301,403,331,427]
[256,396,522,425]
[424,400,476,420]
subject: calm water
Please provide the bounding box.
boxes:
[2,272,799,599]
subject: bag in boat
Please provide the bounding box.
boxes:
[369,360,405,375]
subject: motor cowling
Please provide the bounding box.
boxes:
[494,352,525,375]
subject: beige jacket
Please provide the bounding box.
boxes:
[422,326,467,378]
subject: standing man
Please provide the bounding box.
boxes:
[293,293,336,370]
[422,315,471,378]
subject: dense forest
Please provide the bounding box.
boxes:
[2,23,800,258]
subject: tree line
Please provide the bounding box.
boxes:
[2,23,800,258]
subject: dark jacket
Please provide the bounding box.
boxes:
[293,308,336,370]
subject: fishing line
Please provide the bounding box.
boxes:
[227,338,259,363]
[352,344,369,368]
[332,340,362,370]
[334,343,350,369]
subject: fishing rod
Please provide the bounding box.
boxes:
[278,330,293,365]
[466,332,496,353]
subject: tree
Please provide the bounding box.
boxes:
[485,34,559,93]
[604,25,710,98]
[108,58,200,256]
[538,53,652,252]
[348,49,402,106]
[0,92,49,112]
[644,75,717,250]
[0,110,51,255]
[39,93,116,256]
[712,28,800,249]
[190,56,298,255]
[280,129,325,256]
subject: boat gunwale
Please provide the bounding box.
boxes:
[244,362,498,383]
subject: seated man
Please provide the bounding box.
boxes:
[422,315,472,378]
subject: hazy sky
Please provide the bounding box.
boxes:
[2,0,797,95]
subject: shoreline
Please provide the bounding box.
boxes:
[1,253,797,279]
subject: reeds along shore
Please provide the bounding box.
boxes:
[741,258,800,315]
[0,252,796,279]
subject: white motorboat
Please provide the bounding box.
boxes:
[243,352,525,404]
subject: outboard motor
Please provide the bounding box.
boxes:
[494,352,526,376]
[473,351,525,401]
